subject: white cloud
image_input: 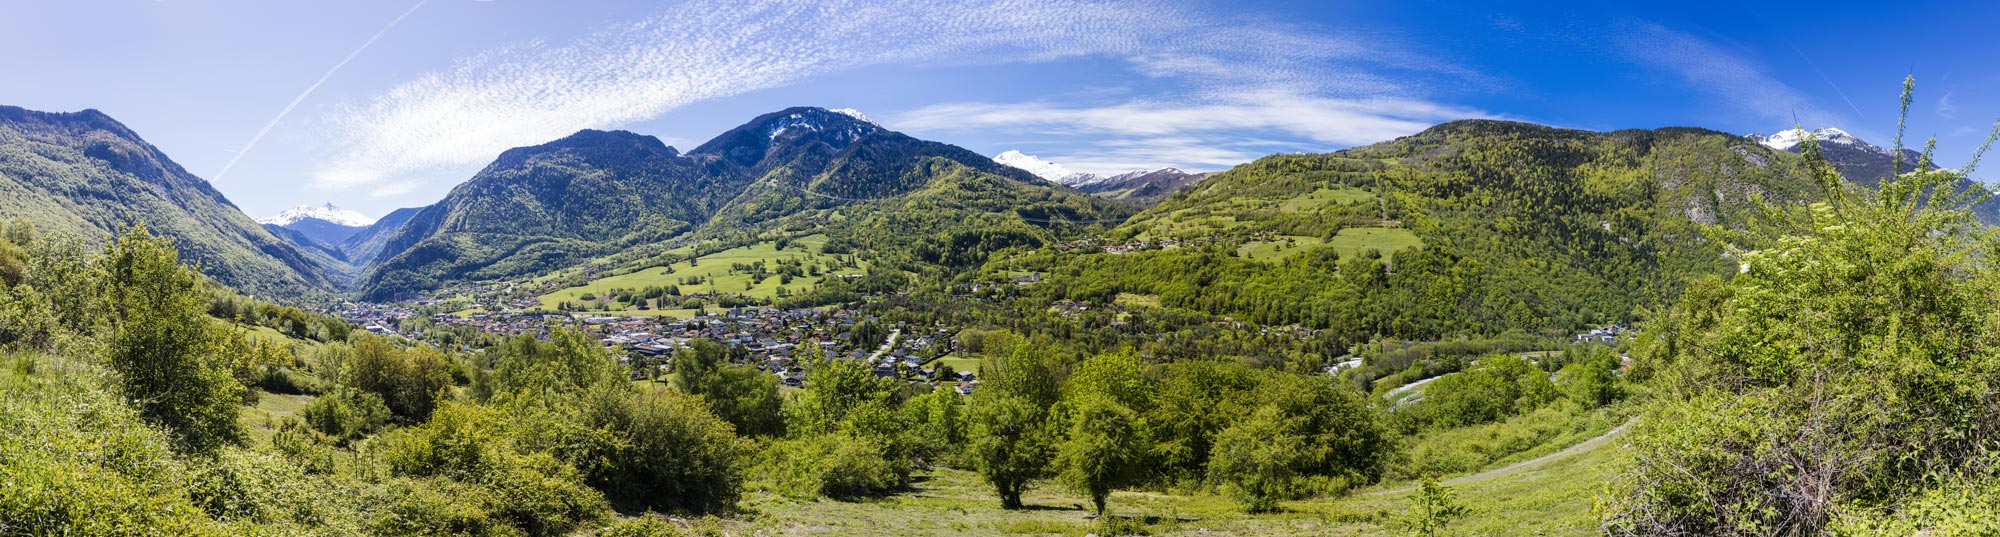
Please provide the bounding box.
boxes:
[1615,23,1845,130]
[891,92,1488,175]
[1939,90,1959,119]
[312,0,1470,190]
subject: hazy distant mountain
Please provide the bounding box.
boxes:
[0,105,337,297]
[258,202,373,245]
[993,150,1097,185]
[1748,127,1998,223]
[993,150,1215,206]
[336,206,421,266]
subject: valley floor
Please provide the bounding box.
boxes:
[717,427,1622,536]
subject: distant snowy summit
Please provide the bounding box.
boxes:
[1747,125,1943,192]
[258,202,375,227]
[993,150,1198,188]
[1746,127,1870,153]
[993,150,1216,206]
[994,150,1096,186]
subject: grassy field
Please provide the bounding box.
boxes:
[1279,187,1375,212]
[1238,235,1326,262]
[1234,227,1423,263]
[1113,293,1162,309]
[538,235,865,312]
[720,430,1618,535]
[240,392,315,447]
[1325,227,1422,259]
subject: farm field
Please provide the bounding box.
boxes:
[537,235,866,312]
[1236,227,1422,263]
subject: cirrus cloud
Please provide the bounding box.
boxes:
[312,0,1476,193]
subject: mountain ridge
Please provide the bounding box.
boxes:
[0,104,339,297]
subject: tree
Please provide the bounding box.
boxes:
[672,339,784,437]
[100,224,244,453]
[347,335,454,422]
[1055,397,1142,517]
[968,394,1052,509]
[1208,405,1316,513]
[785,357,898,438]
[578,390,751,513]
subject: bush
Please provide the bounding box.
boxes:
[576,390,750,513]
[375,403,610,535]
[100,225,245,453]
[756,433,904,500]
[301,386,391,444]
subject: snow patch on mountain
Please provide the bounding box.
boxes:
[828,108,870,122]
[995,150,1091,184]
[258,203,375,227]
[1748,127,1865,152]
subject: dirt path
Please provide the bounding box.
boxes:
[1366,417,1636,496]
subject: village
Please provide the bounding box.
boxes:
[340,301,977,395]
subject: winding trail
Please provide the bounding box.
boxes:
[1366,417,1637,496]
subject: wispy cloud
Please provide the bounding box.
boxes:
[1938,90,1959,119]
[1616,23,1845,130]
[216,0,427,185]
[313,0,1477,190]
[893,92,1486,173]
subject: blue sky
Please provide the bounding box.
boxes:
[4,0,1995,219]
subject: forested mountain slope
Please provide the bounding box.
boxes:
[336,206,421,266]
[0,105,340,297]
[362,107,1127,299]
[1021,120,1826,348]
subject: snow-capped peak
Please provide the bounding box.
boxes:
[258,203,375,227]
[995,150,1084,183]
[828,108,870,122]
[1749,127,1866,152]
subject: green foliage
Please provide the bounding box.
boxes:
[1403,475,1466,536]
[0,106,337,298]
[1208,372,1390,513]
[483,329,628,403]
[375,402,610,535]
[1208,405,1315,513]
[756,431,907,500]
[1400,354,1560,430]
[1054,396,1144,517]
[903,385,970,467]
[1037,122,1824,349]
[784,356,900,438]
[300,385,391,444]
[570,389,752,514]
[672,338,783,437]
[1607,80,2000,534]
[346,335,455,422]
[968,394,1054,509]
[100,224,245,453]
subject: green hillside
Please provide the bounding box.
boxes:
[364,107,1128,300]
[0,106,339,298]
[1013,120,1825,347]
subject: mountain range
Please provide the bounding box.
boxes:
[0,105,339,298]
[257,203,374,245]
[992,150,1215,205]
[6,100,1989,308]
[1747,126,1999,223]
[358,107,1126,299]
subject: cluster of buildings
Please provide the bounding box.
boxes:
[340,302,420,336]
[1574,324,1631,344]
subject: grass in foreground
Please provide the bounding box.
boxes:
[721,432,1616,535]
